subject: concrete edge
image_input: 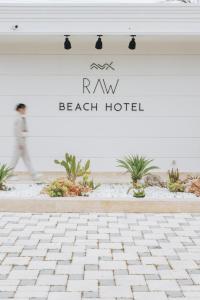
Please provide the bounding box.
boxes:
[0,197,200,213]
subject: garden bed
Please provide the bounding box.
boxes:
[0,183,199,201]
[0,183,200,213]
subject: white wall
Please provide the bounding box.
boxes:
[0,35,200,172]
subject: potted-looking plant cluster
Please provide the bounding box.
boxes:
[117,155,159,198]
[42,153,100,197]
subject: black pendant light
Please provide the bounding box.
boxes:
[95,35,103,50]
[64,35,71,50]
[129,35,136,50]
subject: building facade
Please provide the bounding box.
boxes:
[0,2,200,172]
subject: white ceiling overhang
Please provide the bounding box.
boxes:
[0,3,200,35]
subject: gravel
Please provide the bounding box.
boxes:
[0,183,199,200]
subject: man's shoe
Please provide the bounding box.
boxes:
[32,173,43,182]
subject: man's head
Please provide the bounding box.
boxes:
[16,103,26,115]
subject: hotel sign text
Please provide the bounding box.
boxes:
[59,62,144,112]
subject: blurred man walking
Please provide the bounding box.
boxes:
[10,103,38,180]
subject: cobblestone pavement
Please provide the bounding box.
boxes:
[0,213,200,299]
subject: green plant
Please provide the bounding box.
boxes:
[132,183,145,198]
[117,155,158,186]
[167,168,184,192]
[81,173,100,190]
[168,168,180,184]
[167,181,185,193]
[127,183,146,198]
[43,178,93,197]
[134,189,145,198]
[0,164,12,191]
[45,180,68,197]
[55,153,91,183]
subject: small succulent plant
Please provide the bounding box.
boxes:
[167,168,185,192]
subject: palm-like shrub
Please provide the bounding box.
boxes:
[0,164,12,190]
[117,155,158,186]
[55,153,90,184]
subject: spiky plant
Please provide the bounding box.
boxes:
[167,168,184,192]
[117,155,158,186]
[55,153,91,184]
[168,168,180,184]
[0,164,12,190]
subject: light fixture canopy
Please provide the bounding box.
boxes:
[129,35,136,50]
[64,35,71,50]
[95,35,103,50]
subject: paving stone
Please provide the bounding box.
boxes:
[142,257,168,265]
[67,280,98,292]
[13,266,26,270]
[84,264,99,271]
[48,292,81,299]
[8,270,39,280]
[129,265,157,274]
[147,279,180,291]
[145,274,160,280]
[28,260,57,270]
[156,265,171,270]
[0,279,20,286]
[115,275,145,286]
[113,253,139,260]
[169,260,198,269]
[99,279,115,286]
[56,265,84,275]
[82,291,99,298]
[100,286,132,298]
[49,285,66,292]
[46,252,72,261]
[177,279,194,286]
[0,246,23,254]
[21,249,47,257]
[69,274,83,280]
[19,279,36,286]
[183,291,200,298]
[85,271,113,280]
[15,285,49,298]
[100,261,127,270]
[99,243,122,249]
[131,285,149,292]
[101,256,113,261]
[114,269,129,276]
[0,285,17,292]
[37,275,68,286]
[0,266,12,275]
[2,257,30,266]
[0,291,14,298]
[86,249,111,257]
[133,291,168,300]
[72,256,98,265]
[40,269,54,275]
[158,270,189,279]
[166,291,184,298]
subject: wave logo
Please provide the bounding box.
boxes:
[90,62,115,71]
